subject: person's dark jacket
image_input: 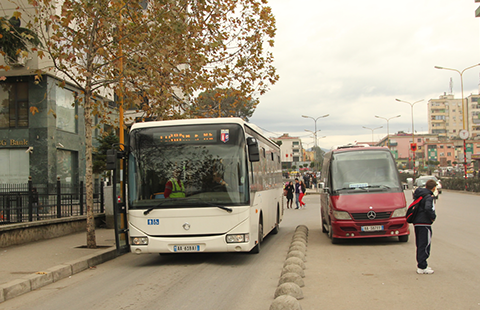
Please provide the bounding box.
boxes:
[285,184,294,199]
[412,187,437,225]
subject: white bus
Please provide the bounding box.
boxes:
[126,118,283,254]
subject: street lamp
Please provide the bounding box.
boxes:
[395,98,424,178]
[375,115,401,149]
[362,126,383,144]
[302,114,329,171]
[435,63,480,185]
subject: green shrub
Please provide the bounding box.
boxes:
[441,177,480,193]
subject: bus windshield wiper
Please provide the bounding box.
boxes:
[197,201,233,213]
[143,200,174,215]
[143,198,232,215]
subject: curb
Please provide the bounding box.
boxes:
[0,247,118,303]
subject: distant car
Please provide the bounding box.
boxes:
[412,176,441,199]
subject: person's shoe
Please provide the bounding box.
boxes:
[417,267,434,274]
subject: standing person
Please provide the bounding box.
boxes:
[303,173,309,189]
[412,179,437,274]
[164,168,186,198]
[294,178,301,209]
[312,174,317,190]
[285,181,294,209]
[298,180,306,208]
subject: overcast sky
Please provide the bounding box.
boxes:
[249,0,480,150]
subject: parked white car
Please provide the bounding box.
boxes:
[412,176,441,199]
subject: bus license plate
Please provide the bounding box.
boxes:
[361,225,383,232]
[173,245,200,252]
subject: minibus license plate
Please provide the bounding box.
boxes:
[361,225,383,232]
[173,245,200,252]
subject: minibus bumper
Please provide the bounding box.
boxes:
[331,218,409,239]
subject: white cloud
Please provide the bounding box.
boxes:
[250,0,480,149]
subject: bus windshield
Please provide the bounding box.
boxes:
[331,150,401,192]
[128,124,249,209]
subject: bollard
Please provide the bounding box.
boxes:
[269,294,303,310]
[274,282,304,299]
[281,264,305,278]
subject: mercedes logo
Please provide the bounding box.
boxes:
[367,211,376,220]
[182,222,191,230]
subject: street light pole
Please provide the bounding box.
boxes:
[395,99,424,179]
[435,63,480,187]
[362,126,383,144]
[375,115,401,149]
[302,114,329,172]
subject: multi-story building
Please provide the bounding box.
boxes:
[466,94,480,138]
[272,133,304,168]
[0,5,117,186]
[428,93,463,138]
[428,92,480,139]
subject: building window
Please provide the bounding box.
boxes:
[0,82,29,128]
[0,149,30,183]
[57,149,78,184]
[56,86,77,133]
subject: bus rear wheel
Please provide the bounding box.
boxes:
[250,222,263,254]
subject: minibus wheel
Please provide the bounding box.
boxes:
[321,214,328,233]
[328,224,340,244]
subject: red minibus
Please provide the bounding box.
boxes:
[319,145,409,244]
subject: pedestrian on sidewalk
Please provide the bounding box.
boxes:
[412,179,437,274]
[285,181,294,209]
[294,178,301,209]
[298,180,306,208]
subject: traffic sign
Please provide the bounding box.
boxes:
[459,130,470,140]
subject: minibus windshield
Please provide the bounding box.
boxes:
[331,150,401,192]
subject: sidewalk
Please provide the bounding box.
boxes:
[0,229,118,303]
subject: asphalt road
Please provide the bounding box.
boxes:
[3,190,480,310]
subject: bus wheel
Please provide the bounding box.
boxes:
[250,222,263,254]
[271,210,280,234]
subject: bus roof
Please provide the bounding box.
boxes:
[130,117,248,131]
[129,117,269,143]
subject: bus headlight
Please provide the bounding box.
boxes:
[392,206,407,218]
[131,237,148,245]
[226,233,250,243]
[332,210,352,220]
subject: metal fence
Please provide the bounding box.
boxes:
[0,180,104,226]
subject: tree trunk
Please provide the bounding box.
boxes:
[84,91,96,249]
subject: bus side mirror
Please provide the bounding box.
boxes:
[247,137,260,162]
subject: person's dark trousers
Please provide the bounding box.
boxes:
[415,225,432,269]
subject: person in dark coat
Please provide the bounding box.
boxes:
[285,181,294,209]
[412,179,437,274]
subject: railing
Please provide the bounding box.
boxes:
[0,180,104,225]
